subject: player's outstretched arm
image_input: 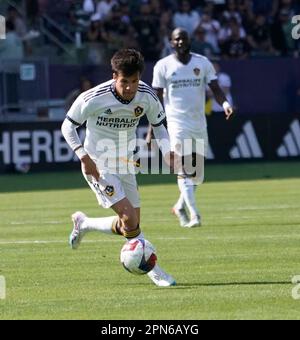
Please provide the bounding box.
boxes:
[209,80,233,120]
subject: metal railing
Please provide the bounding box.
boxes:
[2,0,76,57]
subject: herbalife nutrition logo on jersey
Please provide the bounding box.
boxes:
[292,15,300,40]
[0,15,6,40]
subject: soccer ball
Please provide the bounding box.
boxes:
[120,239,157,275]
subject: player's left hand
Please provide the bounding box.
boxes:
[225,106,233,120]
[224,106,233,120]
[223,102,233,120]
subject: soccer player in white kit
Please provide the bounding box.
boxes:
[61,49,176,287]
[149,28,233,228]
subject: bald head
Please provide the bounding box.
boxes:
[171,27,191,58]
[171,28,190,41]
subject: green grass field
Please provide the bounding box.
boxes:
[0,162,300,320]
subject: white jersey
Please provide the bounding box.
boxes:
[152,53,217,131]
[66,79,165,170]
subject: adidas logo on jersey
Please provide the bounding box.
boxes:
[230,121,263,159]
[104,109,112,115]
[277,120,300,157]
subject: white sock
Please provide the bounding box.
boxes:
[127,232,144,242]
[175,186,198,211]
[81,216,117,235]
[178,177,200,218]
[82,215,145,242]
[175,193,185,210]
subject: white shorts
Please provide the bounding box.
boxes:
[169,127,209,158]
[83,170,140,209]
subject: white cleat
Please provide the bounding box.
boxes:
[184,215,201,228]
[69,211,86,249]
[171,207,189,227]
[147,264,176,287]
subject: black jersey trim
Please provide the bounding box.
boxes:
[110,83,133,105]
[137,89,158,102]
[151,119,165,127]
[138,84,159,100]
[66,115,81,126]
[83,85,111,102]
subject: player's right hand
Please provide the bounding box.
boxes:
[81,154,100,182]
[145,125,153,147]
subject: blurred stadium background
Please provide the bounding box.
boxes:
[0,0,300,320]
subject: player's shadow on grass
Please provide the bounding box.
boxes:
[128,280,292,289]
[173,281,292,289]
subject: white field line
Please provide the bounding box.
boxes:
[6,216,300,225]
[234,205,300,211]
[1,234,300,246]
[0,237,192,245]
[9,221,62,225]
[222,215,300,219]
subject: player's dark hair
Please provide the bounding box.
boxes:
[111,49,145,77]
